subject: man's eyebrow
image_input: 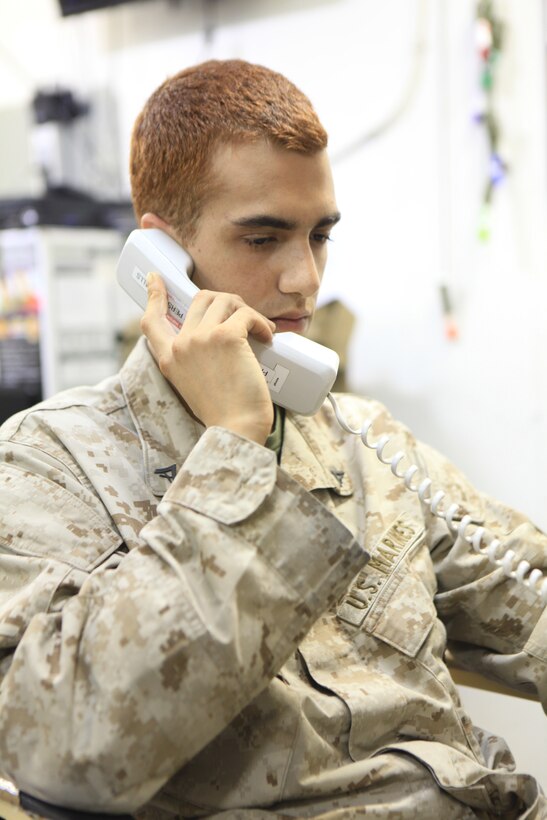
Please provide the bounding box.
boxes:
[315,212,341,228]
[231,212,341,231]
[231,215,297,230]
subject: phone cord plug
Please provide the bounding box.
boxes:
[327,393,547,607]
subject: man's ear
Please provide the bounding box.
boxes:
[140,212,176,238]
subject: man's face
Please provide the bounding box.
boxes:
[183,140,339,335]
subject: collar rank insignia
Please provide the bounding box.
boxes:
[154,464,177,483]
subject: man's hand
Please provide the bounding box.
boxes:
[141,273,276,445]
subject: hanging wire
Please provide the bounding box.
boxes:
[331,0,429,165]
[327,393,547,606]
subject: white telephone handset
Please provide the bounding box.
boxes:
[116,228,339,416]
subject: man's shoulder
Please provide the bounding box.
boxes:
[0,371,127,448]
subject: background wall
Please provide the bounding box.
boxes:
[1,0,546,792]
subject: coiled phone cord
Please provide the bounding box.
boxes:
[327,393,547,606]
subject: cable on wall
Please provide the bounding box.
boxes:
[331,0,429,165]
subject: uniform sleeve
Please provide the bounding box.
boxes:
[416,439,547,708]
[0,426,366,813]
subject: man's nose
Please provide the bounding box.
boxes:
[278,246,322,296]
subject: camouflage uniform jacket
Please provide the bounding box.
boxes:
[0,337,545,817]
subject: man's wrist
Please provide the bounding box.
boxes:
[207,413,273,446]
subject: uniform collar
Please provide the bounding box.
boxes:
[282,412,354,497]
[120,336,353,499]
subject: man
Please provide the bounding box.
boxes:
[0,60,545,819]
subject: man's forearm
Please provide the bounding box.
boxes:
[0,427,366,812]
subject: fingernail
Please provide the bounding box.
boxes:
[146,272,156,287]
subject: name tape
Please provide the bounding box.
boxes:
[337,516,423,627]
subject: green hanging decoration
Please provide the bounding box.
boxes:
[475,0,507,241]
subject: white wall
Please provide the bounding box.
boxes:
[1,0,546,792]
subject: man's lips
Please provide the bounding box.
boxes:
[270,314,311,333]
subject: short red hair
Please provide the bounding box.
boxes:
[130,60,328,240]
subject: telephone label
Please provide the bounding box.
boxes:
[260,362,289,393]
[166,297,187,328]
[132,266,148,290]
[132,265,188,328]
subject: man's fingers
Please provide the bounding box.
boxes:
[144,272,168,313]
[140,273,174,353]
[223,305,275,344]
[187,292,275,343]
[183,289,219,330]
[138,280,275,441]
[142,278,275,353]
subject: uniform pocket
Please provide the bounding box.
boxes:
[337,516,436,657]
[363,568,437,656]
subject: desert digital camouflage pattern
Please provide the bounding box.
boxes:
[0,337,545,819]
